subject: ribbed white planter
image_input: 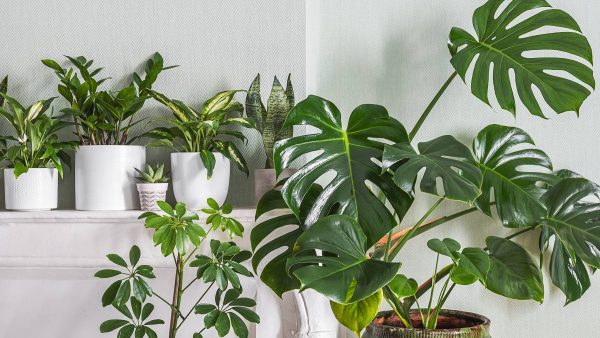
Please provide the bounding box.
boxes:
[4,168,58,211]
[75,145,146,210]
[171,152,230,210]
[137,183,168,211]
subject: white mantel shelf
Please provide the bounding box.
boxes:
[0,209,261,269]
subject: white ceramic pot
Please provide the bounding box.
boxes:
[171,152,230,210]
[4,168,58,211]
[75,145,146,210]
[137,183,169,211]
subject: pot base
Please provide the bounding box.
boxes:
[363,310,491,338]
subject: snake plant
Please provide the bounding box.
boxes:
[251,0,598,336]
[245,74,294,169]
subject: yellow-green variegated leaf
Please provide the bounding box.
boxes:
[330,289,382,337]
[202,90,243,117]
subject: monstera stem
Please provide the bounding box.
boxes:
[409,71,458,141]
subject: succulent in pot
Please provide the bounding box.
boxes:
[43,52,174,210]
[143,89,255,210]
[135,163,170,211]
[245,74,296,202]
[251,0,597,337]
[0,76,78,210]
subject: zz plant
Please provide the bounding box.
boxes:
[0,76,77,177]
[245,74,294,168]
[42,52,174,145]
[251,0,597,336]
[96,199,258,338]
[143,90,255,177]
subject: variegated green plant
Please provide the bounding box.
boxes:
[143,90,255,178]
[245,74,294,169]
[0,76,78,177]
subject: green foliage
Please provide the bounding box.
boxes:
[43,52,174,145]
[201,198,245,238]
[245,74,294,168]
[0,92,77,178]
[144,89,254,177]
[98,201,258,338]
[330,290,382,337]
[449,0,594,117]
[134,163,169,183]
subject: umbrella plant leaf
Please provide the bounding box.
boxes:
[473,124,553,227]
[286,215,401,304]
[449,0,595,117]
[274,95,413,247]
[383,136,482,203]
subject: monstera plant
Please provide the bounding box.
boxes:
[251,1,596,337]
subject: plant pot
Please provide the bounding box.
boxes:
[75,145,146,210]
[363,310,491,338]
[137,183,169,211]
[4,168,58,211]
[171,152,230,210]
[254,168,297,203]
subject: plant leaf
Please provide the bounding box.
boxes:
[449,0,595,117]
[330,289,382,337]
[274,95,413,247]
[287,215,401,304]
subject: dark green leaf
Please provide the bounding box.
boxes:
[229,312,249,338]
[215,311,231,337]
[387,274,418,298]
[129,246,141,266]
[195,304,217,314]
[115,280,131,306]
[117,324,135,338]
[107,254,128,268]
[231,307,260,323]
[102,281,122,307]
[95,269,122,278]
[100,319,129,333]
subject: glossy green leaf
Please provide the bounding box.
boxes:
[275,95,413,247]
[231,307,260,323]
[387,274,418,298]
[449,0,594,117]
[330,289,382,337]
[117,324,135,338]
[473,125,553,227]
[229,312,249,338]
[264,76,292,168]
[451,248,491,285]
[287,215,401,304]
[485,236,543,302]
[95,269,122,278]
[129,246,140,266]
[200,150,216,179]
[427,238,461,258]
[245,74,265,132]
[215,311,231,337]
[102,281,122,307]
[548,236,590,305]
[107,254,128,268]
[383,136,482,203]
[115,280,132,306]
[100,319,129,333]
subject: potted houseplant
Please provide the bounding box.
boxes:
[143,89,255,210]
[251,0,598,337]
[95,199,258,338]
[134,163,169,211]
[42,52,174,210]
[0,76,78,211]
[245,74,296,201]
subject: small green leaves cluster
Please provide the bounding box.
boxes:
[191,239,253,291]
[0,76,77,177]
[139,201,206,256]
[202,198,244,238]
[135,163,169,183]
[194,288,259,338]
[95,246,162,338]
[143,89,255,177]
[42,53,175,145]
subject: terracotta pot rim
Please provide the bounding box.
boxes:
[371,309,491,332]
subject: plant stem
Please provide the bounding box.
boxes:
[168,255,185,338]
[425,254,440,328]
[383,286,413,328]
[388,198,445,260]
[177,281,215,330]
[409,71,458,141]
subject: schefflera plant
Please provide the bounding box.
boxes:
[95,199,258,338]
[0,76,77,177]
[245,74,294,169]
[251,0,597,336]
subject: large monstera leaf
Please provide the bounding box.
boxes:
[274,95,413,247]
[251,182,322,297]
[449,0,595,117]
[286,215,401,304]
[382,135,482,204]
[473,125,553,227]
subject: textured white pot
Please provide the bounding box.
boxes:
[4,168,58,211]
[171,152,230,210]
[137,183,168,211]
[75,145,146,210]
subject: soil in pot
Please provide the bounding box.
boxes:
[364,310,491,338]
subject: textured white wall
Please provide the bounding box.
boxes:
[307,1,600,337]
[0,0,305,208]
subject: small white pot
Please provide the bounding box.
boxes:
[75,145,146,210]
[137,183,169,211]
[4,168,58,211]
[171,152,230,210]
